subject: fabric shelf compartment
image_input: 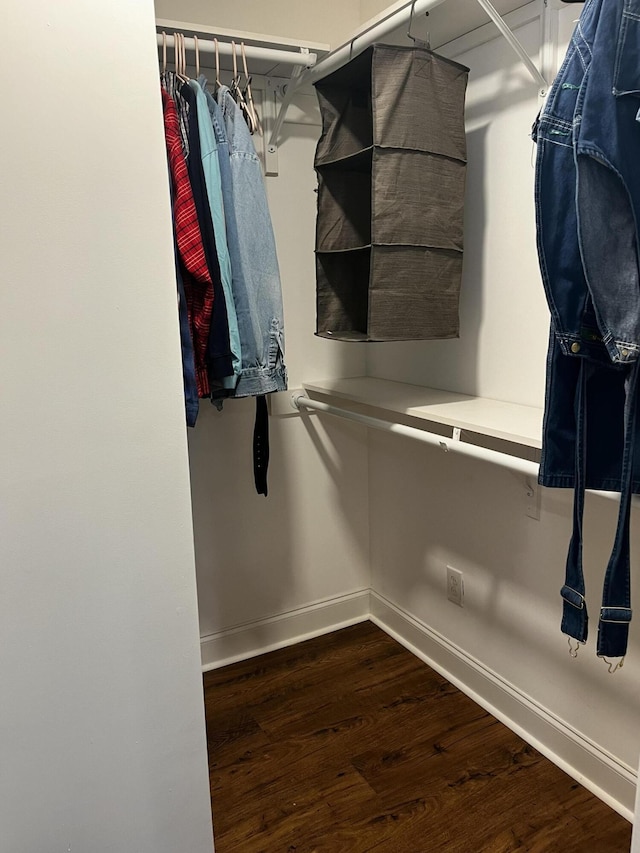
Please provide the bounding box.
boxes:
[316,165,372,251]
[314,44,469,342]
[316,245,462,342]
[314,50,374,164]
[372,148,465,250]
[316,248,371,340]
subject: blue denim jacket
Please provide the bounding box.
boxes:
[216,85,287,397]
[533,0,640,660]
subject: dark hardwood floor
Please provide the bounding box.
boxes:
[203,621,632,852]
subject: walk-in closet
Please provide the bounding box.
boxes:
[2,0,640,850]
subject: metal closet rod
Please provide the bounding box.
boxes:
[155,32,318,70]
[305,0,547,90]
[292,393,634,507]
[293,393,538,476]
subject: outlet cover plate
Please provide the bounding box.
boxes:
[447,565,464,607]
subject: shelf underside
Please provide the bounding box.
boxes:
[303,377,543,456]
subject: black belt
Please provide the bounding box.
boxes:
[253,394,270,496]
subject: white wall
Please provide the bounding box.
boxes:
[366,11,640,819]
[189,100,370,662]
[0,1,213,851]
[360,0,401,22]
[154,0,361,48]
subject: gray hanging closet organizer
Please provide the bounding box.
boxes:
[313,43,469,342]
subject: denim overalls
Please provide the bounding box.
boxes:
[533,0,640,662]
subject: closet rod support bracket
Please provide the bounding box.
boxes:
[291,392,306,411]
[266,54,309,159]
[263,78,282,175]
[524,477,541,520]
[264,70,306,175]
[472,0,548,91]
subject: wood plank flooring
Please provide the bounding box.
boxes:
[203,622,632,852]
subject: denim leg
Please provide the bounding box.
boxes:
[560,360,589,646]
[597,361,638,659]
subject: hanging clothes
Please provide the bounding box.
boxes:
[189,78,242,392]
[159,57,287,496]
[533,0,640,662]
[217,84,287,398]
[161,70,191,158]
[180,81,235,386]
[199,77,264,399]
[162,88,213,399]
[216,83,287,496]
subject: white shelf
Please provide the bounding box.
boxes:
[302,377,543,450]
[371,0,540,54]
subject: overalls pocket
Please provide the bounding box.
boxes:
[613,0,640,97]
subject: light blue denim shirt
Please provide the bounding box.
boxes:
[215,84,287,397]
[188,79,241,390]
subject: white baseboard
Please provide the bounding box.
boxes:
[369,591,637,821]
[200,589,370,672]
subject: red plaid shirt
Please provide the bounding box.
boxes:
[162,89,213,398]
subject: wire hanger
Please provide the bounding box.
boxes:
[172,32,178,77]
[230,40,240,98]
[230,40,251,118]
[214,38,222,93]
[173,32,187,81]
[407,1,431,49]
[194,35,200,79]
[241,42,262,136]
[181,33,190,80]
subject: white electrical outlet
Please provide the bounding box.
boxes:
[446,566,464,607]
